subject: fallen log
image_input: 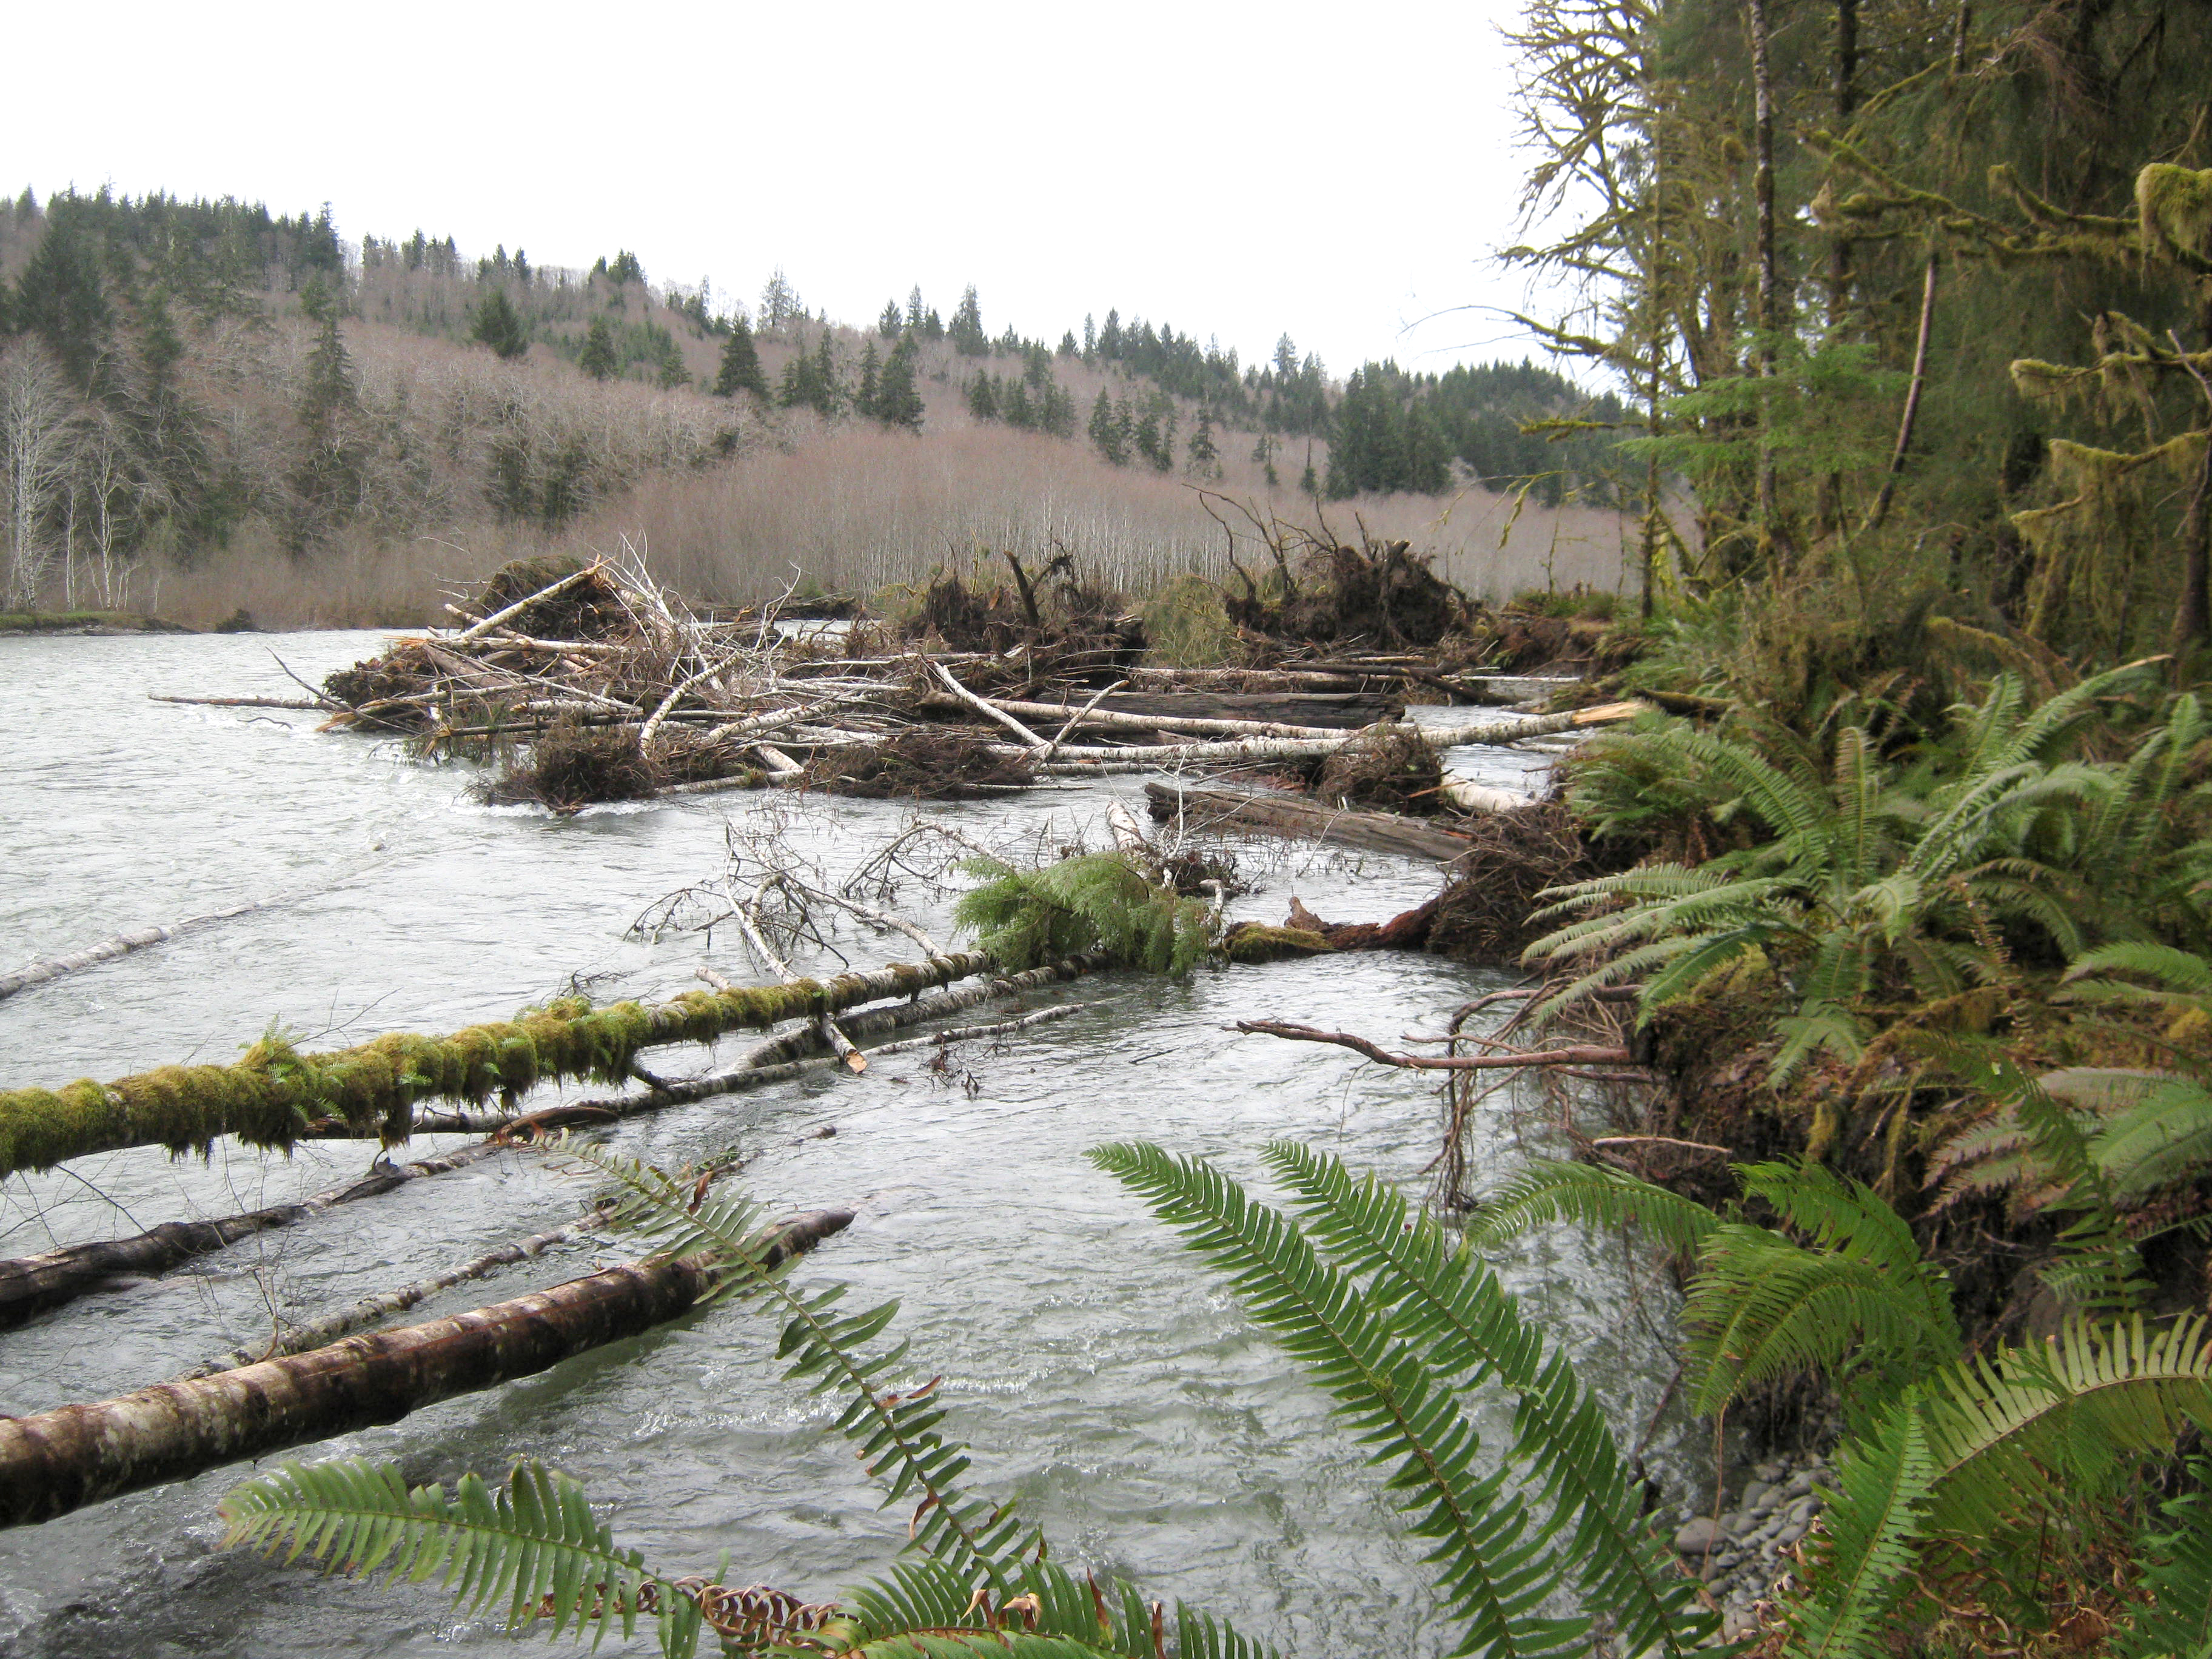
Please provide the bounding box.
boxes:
[1144,782,1475,862]
[180,1145,752,1378]
[0,1137,519,1330]
[962,696,1350,742]
[0,1210,850,1529]
[149,694,324,711]
[0,951,995,1179]
[1010,704,1641,770]
[0,896,288,1004]
[1236,1019,1632,1071]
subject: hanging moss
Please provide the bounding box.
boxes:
[2136,164,2212,266]
[0,954,991,1178]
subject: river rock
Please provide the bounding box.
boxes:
[1754,1460,1785,1482]
[1674,1517,1723,1554]
[1740,1479,1774,1512]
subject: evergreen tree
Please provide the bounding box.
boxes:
[875,336,923,429]
[950,285,987,356]
[606,250,645,286]
[578,317,619,381]
[878,300,902,339]
[13,210,112,389]
[287,306,364,551]
[905,286,926,333]
[922,307,943,341]
[1089,390,1131,466]
[711,317,766,400]
[1082,314,1097,362]
[1099,309,1123,359]
[856,340,880,418]
[968,374,999,421]
[812,330,840,415]
[1187,412,1220,478]
[656,336,689,389]
[469,290,530,360]
[1057,330,1079,358]
[1299,443,1318,498]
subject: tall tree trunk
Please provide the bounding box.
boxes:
[0,1212,850,1529]
[2170,430,2212,669]
[1749,0,1783,552]
[1864,253,1941,535]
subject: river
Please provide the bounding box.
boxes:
[0,630,1694,1658]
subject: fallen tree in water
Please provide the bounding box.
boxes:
[0,954,1108,1328]
[0,1206,851,1529]
[0,950,994,1178]
[0,896,295,1004]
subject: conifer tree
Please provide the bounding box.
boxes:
[655,336,689,389]
[469,290,530,360]
[856,339,880,418]
[1057,330,1079,358]
[711,316,766,400]
[950,285,987,356]
[922,307,943,341]
[876,336,923,430]
[13,210,111,390]
[878,300,902,339]
[968,374,999,421]
[287,304,364,551]
[1187,412,1221,478]
[578,317,618,381]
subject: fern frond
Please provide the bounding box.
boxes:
[955,853,1212,976]
[558,1141,1030,1589]
[220,1458,679,1651]
[1918,1316,2212,1555]
[1463,1159,1721,1257]
[1781,1399,1934,1659]
[2113,1460,2212,1659]
[1091,1141,1588,1659]
[1261,1144,1714,1658]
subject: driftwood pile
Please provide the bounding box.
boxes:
[183,552,1635,815]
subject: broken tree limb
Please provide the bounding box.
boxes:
[0,1210,850,1529]
[452,560,603,643]
[715,894,868,1074]
[1235,1020,1634,1071]
[1438,777,1538,814]
[931,661,1046,747]
[1039,679,1128,764]
[0,897,289,1004]
[0,951,995,1178]
[1144,782,1475,863]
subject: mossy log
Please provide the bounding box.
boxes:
[0,953,993,1179]
[0,957,1101,1327]
[0,1210,850,1529]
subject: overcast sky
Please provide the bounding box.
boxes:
[5,0,1573,381]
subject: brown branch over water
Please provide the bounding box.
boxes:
[1236,1020,1634,1071]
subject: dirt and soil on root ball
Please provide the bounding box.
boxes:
[797,732,1037,800]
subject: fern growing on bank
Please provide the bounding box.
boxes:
[955,851,1215,975]
[1529,665,2181,1077]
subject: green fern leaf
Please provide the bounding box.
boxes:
[220,1457,675,1651]
[2114,1459,2212,1659]
[1781,1398,1934,1659]
[1462,1159,1721,1258]
[1091,1141,1589,1659]
[1261,1143,1714,1658]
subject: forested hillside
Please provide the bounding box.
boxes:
[0,188,1629,626]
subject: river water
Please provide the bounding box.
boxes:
[0,631,1694,1658]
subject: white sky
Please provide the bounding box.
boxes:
[5,0,1573,381]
